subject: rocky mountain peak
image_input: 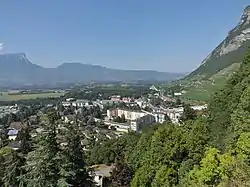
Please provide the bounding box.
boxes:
[243,5,250,15]
[187,6,250,80]
[240,5,250,24]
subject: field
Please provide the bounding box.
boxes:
[0,92,64,101]
[171,63,241,102]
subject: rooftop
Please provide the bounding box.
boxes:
[7,129,19,136]
[90,164,113,177]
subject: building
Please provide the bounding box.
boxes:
[154,112,167,123]
[0,105,19,118]
[107,109,156,132]
[110,95,121,102]
[165,107,183,124]
[142,110,167,124]
[191,105,207,111]
[149,85,159,92]
[104,121,131,132]
[174,92,182,96]
[122,97,133,103]
[8,141,20,150]
[9,121,26,131]
[62,101,71,107]
[72,99,89,107]
[66,98,75,102]
[7,129,19,141]
[90,164,113,187]
[95,100,120,109]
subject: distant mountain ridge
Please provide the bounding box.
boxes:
[186,5,250,80]
[0,53,185,87]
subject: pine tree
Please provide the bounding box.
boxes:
[58,122,93,187]
[21,118,60,187]
[3,126,32,187]
[3,151,26,187]
[180,104,197,122]
[109,161,134,187]
[18,127,32,155]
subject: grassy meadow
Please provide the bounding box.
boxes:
[0,92,64,101]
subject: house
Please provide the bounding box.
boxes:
[90,164,113,187]
[9,121,26,131]
[104,120,131,132]
[135,98,148,108]
[181,90,187,94]
[149,85,159,92]
[30,127,44,138]
[8,141,20,150]
[62,115,75,124]
[66,98,75,102]
[62,101,71,107]
[72,99,89,107]
[122,97,133,103]
[191,105,208,111]
[7,129,19,140]
[165,107,183,124]
[174,92,182,96]
[110,95,121,102]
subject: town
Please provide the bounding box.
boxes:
[0,84,207,186]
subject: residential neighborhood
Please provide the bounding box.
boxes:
[0,84,207,186]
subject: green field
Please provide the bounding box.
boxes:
[0,92,64,101]
[179,63,240,101]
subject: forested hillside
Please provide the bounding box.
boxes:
[87,52,250,186]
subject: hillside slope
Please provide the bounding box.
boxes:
[178,6,250,101]
[187,6,250,80]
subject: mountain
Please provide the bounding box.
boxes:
[177,6,250,101]
[0,53,45,86]
[187,5,250,80]
[0,53,184,87]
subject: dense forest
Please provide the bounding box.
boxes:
[87,52,250,186]
[0,52,250,186]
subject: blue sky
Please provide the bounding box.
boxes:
[1,0,249,72]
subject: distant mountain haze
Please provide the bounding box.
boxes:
[0,53,185,87]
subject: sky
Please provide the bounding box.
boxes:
[0,0,249,72]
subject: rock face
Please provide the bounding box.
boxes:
[187,6,250,79]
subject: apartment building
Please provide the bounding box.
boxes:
[107,109,155,132]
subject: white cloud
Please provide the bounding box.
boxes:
[0,43,4,51]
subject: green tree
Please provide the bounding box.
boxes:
[3,127,32,187]
[3,151,26,187]
[21,123,60,187]
[152,166,176,187]
[176,98,181,106]
[0,147,13,186]
[184,148,235,186]
[120,114,126,123]
[180,104,197,122]
[109,161,134,187]
[17,127,32,155]
[58,123,93,186]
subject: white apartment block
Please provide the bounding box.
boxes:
[107,109,156,132]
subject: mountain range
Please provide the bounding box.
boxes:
[0,53,185,87]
